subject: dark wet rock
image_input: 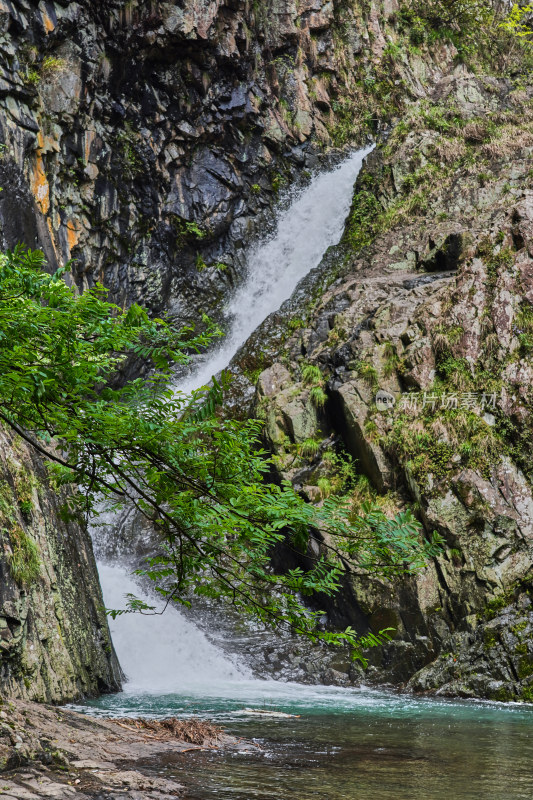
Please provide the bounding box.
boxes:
[0,0,461,330]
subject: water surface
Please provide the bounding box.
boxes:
[76,687,533,800]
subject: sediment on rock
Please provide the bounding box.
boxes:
[0,698,249,798]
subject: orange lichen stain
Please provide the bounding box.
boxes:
[65,218,81,256]
[84,129,96,164]
[42,132,60,154]
[30,133,50,215]
[42,9,56,33]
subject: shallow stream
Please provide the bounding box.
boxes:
[78,563,533,799]
[77,683,533,800]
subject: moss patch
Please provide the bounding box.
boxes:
[6,524,41,585]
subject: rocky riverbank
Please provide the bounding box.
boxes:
[0,698,251,799]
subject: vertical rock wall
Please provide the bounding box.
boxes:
[0,0,453,325]
[0,425,122,702]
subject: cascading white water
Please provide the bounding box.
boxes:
[97,147,372,698]
[177,147,373,395]
[100,565,250,693]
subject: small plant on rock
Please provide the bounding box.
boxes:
[301,364,328,409]
[310,385,328,409]
[6,525,41,585]
[302,364,323,386]
[299,438,322,458]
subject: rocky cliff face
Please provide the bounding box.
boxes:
[0,426,121,702]
[232,75,533,701]
[0,0,456,326]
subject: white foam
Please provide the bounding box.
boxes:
[99,564,250,693]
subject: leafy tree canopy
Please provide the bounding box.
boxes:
[0,247,442,664]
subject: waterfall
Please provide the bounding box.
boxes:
[99,565,249,693]
[177,147,373,395]
[96,147,372,696]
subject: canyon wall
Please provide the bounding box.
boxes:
[232,74,533,701]
[0,0,455,325]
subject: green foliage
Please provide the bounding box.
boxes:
[511,619,528,635]
[0,470,40,584]
[344,160,444,258]
[20,49,89,90]
[171,216,207,248]
[382,342,397,373]
[184,221,205,239]
[344,189,383,252]
[321,450,361,498]
[302,364,323,386]
[432,324,464,356]
[106,594,156,619]
[496,413,533,484]
[299,438,322,458]
[514,303,533,354]
[484,628,497,648]
[271,172,286,193]
[14,470,35,516]
[287,317,306,332]
[24,68,40,86]
[518,655,533,679]
[419,103,463,135]
[521,686,533,703]
[448,547,462,566]
[310,385,328,409]
[301,364,328,409]
[356,360,379,391]
[383,42,404,61]
[41,56,67,76]
[195,253,207,271]
[384,402,503,489]
[116,122,143,178]
[317,476,333,498]
[500,4,533,44]
[399,0,533,80]
[435,354,472,388]
[0,247,442,663]
[485,589,514,619]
